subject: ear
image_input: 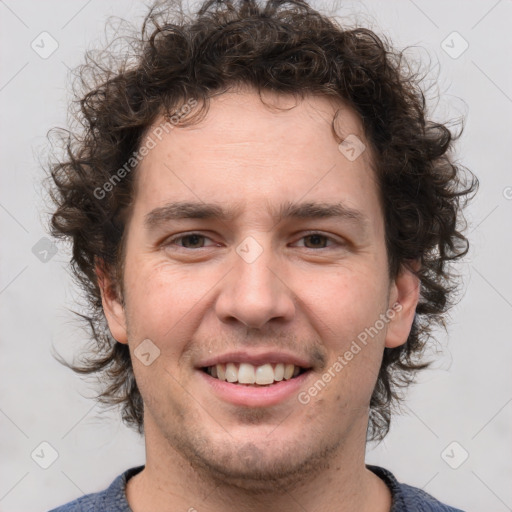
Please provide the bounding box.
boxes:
[95,259,128,344]
[385,262,420,349]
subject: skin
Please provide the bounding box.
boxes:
[98,87,419,512]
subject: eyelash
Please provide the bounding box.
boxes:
[164,232,342,250]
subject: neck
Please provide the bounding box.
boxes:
[126,419,391,512]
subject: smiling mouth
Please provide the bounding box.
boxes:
[201,363,309,386]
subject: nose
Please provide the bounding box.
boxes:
[214,241,296,329]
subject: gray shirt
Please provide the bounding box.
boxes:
[49,465,465,511]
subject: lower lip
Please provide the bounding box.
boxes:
[198,370,311,407]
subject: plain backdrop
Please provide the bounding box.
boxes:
[1,0,511,511]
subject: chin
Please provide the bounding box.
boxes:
[173,433,340,493]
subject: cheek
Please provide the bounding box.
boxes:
[298,266,389,349]
[123,259,213,347]
[296,267,389,406]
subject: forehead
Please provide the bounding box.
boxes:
[131,89,381,226]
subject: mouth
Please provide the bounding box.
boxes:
[196,351,314,407]
[197,356,313,407]
[201,362,309,386]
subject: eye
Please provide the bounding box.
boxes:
[163,232,343,251]
[293,233,338,249]
[166,233,216,249]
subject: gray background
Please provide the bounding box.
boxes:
[1,0,511,510]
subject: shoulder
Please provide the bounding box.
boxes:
[397,482,465,512]
[49,492,103,512]
[48,466,144,512]
[367,465,466,512]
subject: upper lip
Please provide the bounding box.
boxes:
[197,350,312,369]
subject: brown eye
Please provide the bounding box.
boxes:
[177,234,207,248]
[165,233,214,249]
[303,234,330,249]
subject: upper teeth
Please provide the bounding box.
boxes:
[207,363,300,385]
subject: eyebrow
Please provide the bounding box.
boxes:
[144,200,368,231]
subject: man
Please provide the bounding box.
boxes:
[48,0,476,510]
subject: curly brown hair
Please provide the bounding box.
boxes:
[47,0,477,442]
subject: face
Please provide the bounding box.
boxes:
[100,89,418,489]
